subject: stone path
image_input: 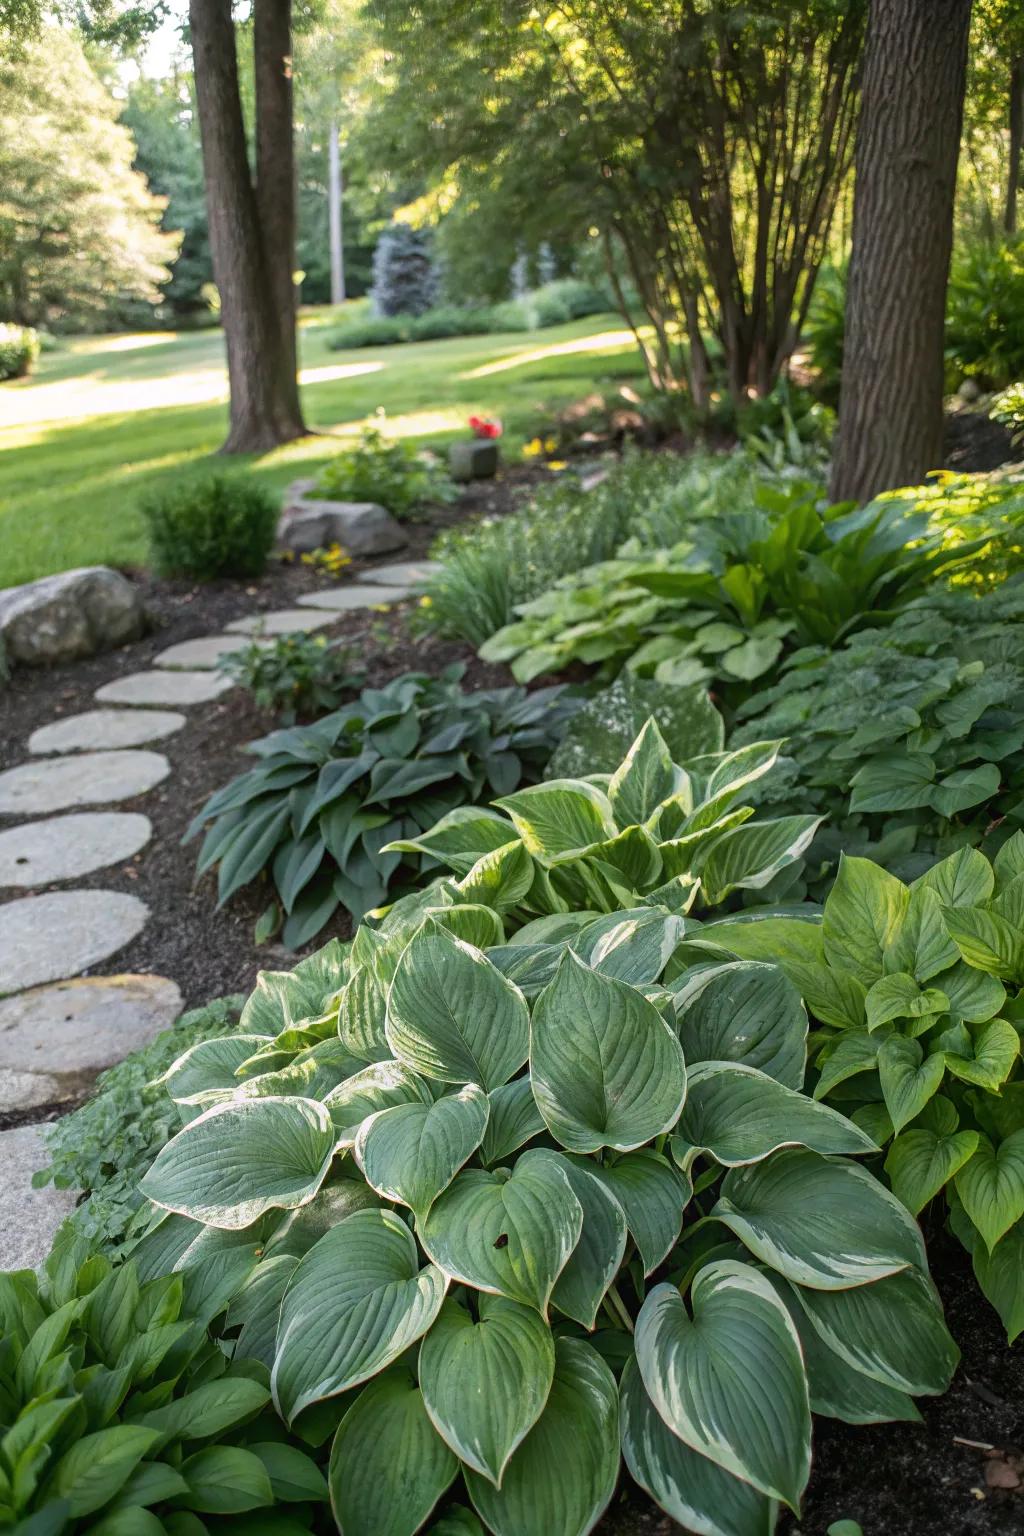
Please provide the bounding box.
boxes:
[0,561,420,1268]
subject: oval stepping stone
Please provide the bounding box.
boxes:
[224,608,339,635]
[0,890,149,994]
[153,634,273,670]
[356,560,440,586]
[0,1124,79,1270]
[296,585,412,611]
[29,708,186,755]
[95,670,234,706]
[0,1067,64,1113]
[0,751,169,815]
[0,812,151,887]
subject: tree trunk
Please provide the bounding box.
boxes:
[829,0,972,504]
[1006,56,1024,236]
[189,0,306,453]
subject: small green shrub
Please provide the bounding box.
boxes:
[946,237,1024,388]
[0,322,40,380]
[325,279,612,351]
[316,427,456,518]
[219,632,362,723]
[326,313,410,348]
[142,473,280,579]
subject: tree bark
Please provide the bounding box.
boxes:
[1006,56,1024,236]
[830,0,972,503]
[189,0,306,453]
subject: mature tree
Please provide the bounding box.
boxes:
[830,0,973,503]
[969,0,1024,234]
[188,0,306,452]
[0,26,176,325]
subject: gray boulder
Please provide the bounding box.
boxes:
[0,566,147,667]
[278,479,407,557]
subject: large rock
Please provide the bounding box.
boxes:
[278,480,407,557]
[0,566,146,667]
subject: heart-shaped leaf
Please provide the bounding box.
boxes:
[823,855,909,986]
[877,1036,944,1134]
[328,1368,457,1536]
[585,1149,691,1275]
[607,719,677,829]
[354,1084,489,1218]
[325,1061,433,1146]
[944,1018,1020,1090]
[954,1131,1024,1251]
[671,960,807,1088]
[544,1154,627,1330]
[973,1219,1024,1344]
[792,1267,959,1397]
[885,1128,980,1216]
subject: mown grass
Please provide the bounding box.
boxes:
[0,310,646,588]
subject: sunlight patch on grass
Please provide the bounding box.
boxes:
[462,327,642,379]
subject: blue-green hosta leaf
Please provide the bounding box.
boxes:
[620,1356,777,1536]
[912,846,994,909]
[823,855,909,987]
[545,1154,627,1330]
[792,1267,959,1397]
[942,906,1024,981]
[324,1061,433,1146]
[225,1255,299,1368]
[634,1263,810,1511]
[156,1035,272,1107]
[479,1077,545,1166]
[695,816,822,905]
[457,840,536,912]
[885,1128,980,1216]
[382,807,517,872]
[672,960,807,1088]
[465,1337,618,1536]
[420,1151,583,1315]
[387,922,530,1090]
[572,908,686,986]
[140,1096,337,1231]
[865,973,948,1031]
[492,780,616,861]
[336,965,391,1063]
[264,1176,382,1260]
[943,1018,1020,1090]
[607,719,677,830]
[714,1149,926,1289]
[973,1219,1024,1343]
[353,1084,489,1218]
[877,1036,944,1134]
[328,1369,458,1536]
[673,1063,876,1172]
[953,1131,1024,1251]
[272,1208,447,1422]
[419,1296,555,1485]
[584,1149,691,1275]
[530,953,687,1154]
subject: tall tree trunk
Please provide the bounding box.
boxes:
[189,0,306,453]
[829,0,972,504]
[1006,55,1024,236]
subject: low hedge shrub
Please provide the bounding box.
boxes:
[142,473,280,580]
[0,322,40,380]
[325,279,612,352]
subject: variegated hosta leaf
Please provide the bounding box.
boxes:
[571,907,687,987]
[419,1296,555,1485]
[272,1208,447,1423]
[634,1262,811,1511]
[465,1337,619,1536]
[530,953,687,1153]
[694,814,822,905]
[336,964,391,1062]
[672,1062,876,1172]
[426,901,506,949]
[382,805,518,872]
[328,1368,458,1536]
[584,1149,691,1275]
[713,1149,926,1289]
[419,1151,583,1316]
[264,1176,382,1261]
[354,1084,489,1218]
[479,1078,546,1166]
[139,1096,337,1230]
[324,1061,433,1147]
[156,1034,272,1107]
[492,779,617,860]
[542,1153,627,1330]
[387,922,530,1090]
[671,959,807,1089]
[607,718,677,830]
[619,1356,778,1536]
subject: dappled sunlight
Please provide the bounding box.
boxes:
[296,360,384,387]
[87,332,181,354]
[462,327,642,379]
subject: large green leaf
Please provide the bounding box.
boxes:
[696,815,821,905]
[585,1149,690,1275]
[942,906,1024,981]
[272,1209,447,1422]
[545,1154,627,1330]
[943,1017,1020,1090]
[953,1131,1024,1251]
[974,1219,1024,1343]
[48,1426,160,1517]
[419,1295,556,1485]
[354,1084,489,1218]
[672,960,807,1088]
[714,1149,926,1288]
[387,922,530,1090]
[465,1337,618,1536]
[607,719,677,829]
[336,965,390,1063]
[823,855,909,986]
[479,1078,545,1166]
[157,1035,272,1107]
[673,1063,876,1171]
[530,953,687,1153]
[419,1152,583,1316]
[620,1357,777,1536]
[328,1369,458,1536]
[885,1127,980,1216]
[325,1061,433,1147]
[634,1262,810,1511]
[912,846,994,909]
[140,1096,337,1230]
[493,780,616,860]
[792,1267,959,1397]
[877,1036,944,1134]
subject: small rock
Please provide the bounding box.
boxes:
[0,1124,78,1270]
[0,751,169,815]
[224,609,340,636]
[0,890,149,993]
[296,585,412,612]
[153,634,272,670]
[958,378,982,403]
[29,708,186,754]
[278,480,407,556]
[95,670,234,707]
[0,812,152,886]
[356,560,441,587]
[0,1067,64,1112]
[0,566,146,667]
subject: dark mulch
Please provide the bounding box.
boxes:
[944,408,1024,475]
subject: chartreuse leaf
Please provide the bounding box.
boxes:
[953,1132,1024,1251]
[885,1128,980,1215]
[973,1219,1024,1343]
[530,953,687,1153]
[943,1018,1020,1090]
[325,1061,433,1146]
[329,1368,458,1536]
[139,1096,337,1230]
[634,1262,810,1511]
[877,1036,944,1134]
[695,815,821,904]
[942,906,1024,980]
[465,1337,618,1536]
[938,960,1005,1022]
[493,779,616,859]
[354,1084,489,1218]
[479,1078,545,1166]
[607,719,677,829]
[671,960,807,1088]
[387,922,530,1090]
[272,1208,447,1423]
[714,1149,926,1288]
[882,886,958,982]
[912,847,993,909]
[382,806,517,872]
[427,902,506,949]
[823,855,909,986]
[792,1267,959,1397]
[546,1154,627,1329]
[782,960,865,1031]
[458,840,535,912]
[672,1063,876,1171]
[419,1296,556,1485]
[48,1425,160,1517]
[585,1149,691,1275]
[420,1151,583,1316]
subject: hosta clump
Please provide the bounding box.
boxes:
[133,886,958,1536]
[186,667,578,946]
[704,845,1024,1343]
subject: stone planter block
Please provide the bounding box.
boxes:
[449,440,500,481]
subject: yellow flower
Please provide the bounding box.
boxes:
[546,460,568,471]
[522,437,544,459]
[544,436,558,453]
[419,595,432,607]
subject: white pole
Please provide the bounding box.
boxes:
[328,119,345,304]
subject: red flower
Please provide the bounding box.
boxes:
[468,415,502,439]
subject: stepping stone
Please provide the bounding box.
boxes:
[296,585,412,612]
[0,890,149,994]
[224,608,339,636]
[0,973,182,1111]
[0,1124,79,1271]
[0,751,169,815]
[357,560,440,586]
[95,670,234,706]
[28,708,186,755]
[0,812,151,887]
[153,634,273,670]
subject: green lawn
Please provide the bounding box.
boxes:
[0,310,647,589]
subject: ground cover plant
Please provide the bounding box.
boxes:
[187,668,579,947]
[141,473,280,580]
[219,633,363,725]
[315,425,457,519]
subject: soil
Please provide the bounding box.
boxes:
[944,407,1024,475]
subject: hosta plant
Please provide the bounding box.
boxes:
[705,846,1024,1343]
[130,894,958,1536]
[186,668,578,946]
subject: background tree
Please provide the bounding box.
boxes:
[830,0,973,503]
